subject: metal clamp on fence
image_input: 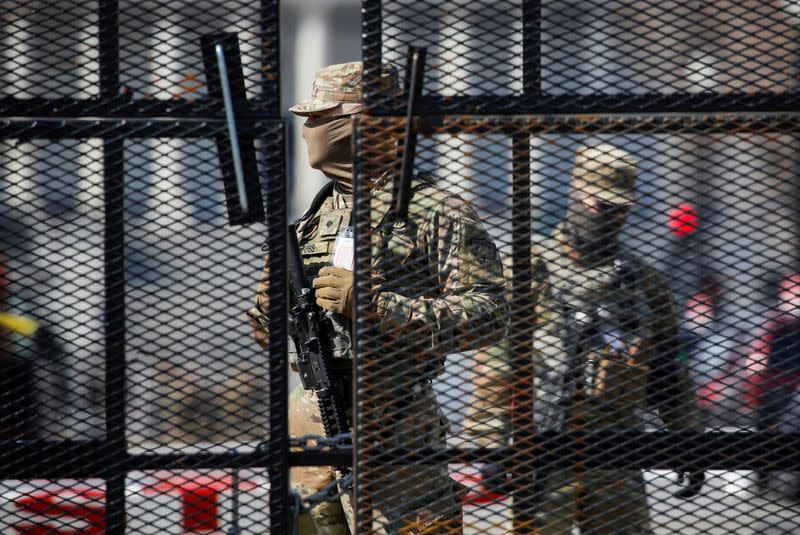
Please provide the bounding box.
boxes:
[200,32,265,225]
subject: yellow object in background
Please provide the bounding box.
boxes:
[0,312,39,338]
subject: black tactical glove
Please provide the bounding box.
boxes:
[674,469,705,499]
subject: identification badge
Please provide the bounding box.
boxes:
[332,227,354,270]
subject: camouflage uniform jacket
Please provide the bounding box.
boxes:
[367,173,508,376]
[251,174,508,374]
[250,175,506,533]
[532,226,700,431]
[463,226,699,441]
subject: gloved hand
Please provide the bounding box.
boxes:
[245,306,270,350]
[312,266,355,317]
[674,469,705,499]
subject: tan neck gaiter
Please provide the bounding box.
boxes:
[302,116,354,189]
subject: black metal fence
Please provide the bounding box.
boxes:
[354,1,800,533]
[0,1,288,533]
[1,0,800,534]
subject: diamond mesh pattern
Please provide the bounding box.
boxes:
[1,139,106,441]
[541,1,799,95]
[357,3,800,533]
[0,1,100,99]
[354,116,800,532]
[124,137,268,447]
[381,0,523,97]
[120,0,278,113]
[0,0,284,530]
[2,0,800,532]
[364,0,800,114]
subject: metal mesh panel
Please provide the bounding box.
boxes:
[355,113,800,534]
[0,0,279,117]
[0,122,285,532]
[363,0,800,114]
[119,1,278,113]
[0,0,286,531]
[0,1,100,99]
[356,1,800,531]
[1,138,106,440]
[124,136,268,447]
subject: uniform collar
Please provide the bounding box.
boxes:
[332,182,353,210]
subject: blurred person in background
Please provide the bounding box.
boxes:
[698,274,800,430]
[679,277,738,427]
[0,258,34,440]
[743,273,800,497]
[461,144,703,534]
[680,276,736,385]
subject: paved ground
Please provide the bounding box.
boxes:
[458,469,800,534]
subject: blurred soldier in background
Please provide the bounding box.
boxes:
[246,62,507,534]
[462,144,703,534]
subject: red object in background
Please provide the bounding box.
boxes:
[10,474,258,535]
[182,486,218,532]
[142,473,257,532]
[450,471,505,505]
[14,488,105,535]
[668,203,699,236]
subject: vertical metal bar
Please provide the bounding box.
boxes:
[361,0,384,113]
[510,133,536,533]
[512,2,540,532]
[256,1,288,529]
[267,123,290,534]
[102,140,127,535]
[229,465,241,535]
[99,0,120,99]
[793,136,800,275]
[351,117,372,533]
[358,1,383,526]
[98,2,126,534]
[522,0,541,103]
[215,44,250,214]
[395,47,426,219]
[259,0,280,116]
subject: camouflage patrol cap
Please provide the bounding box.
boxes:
[572,143,638,205]
[289,61,400,116]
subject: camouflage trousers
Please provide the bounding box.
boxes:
[290,384,353,535]
[290,383,465,535]
[533,469,651,535]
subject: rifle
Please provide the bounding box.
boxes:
[286,223,351,457]
[392,46,427,221]
[377,47,427,288]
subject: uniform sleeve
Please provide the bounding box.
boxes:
[374,195,508,354]
[641,264,702,431]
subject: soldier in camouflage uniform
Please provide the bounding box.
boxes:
[246,62,507,534]
[462,144,704,534]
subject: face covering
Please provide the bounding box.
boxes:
[563,191,626,262]
[302,116,354,186]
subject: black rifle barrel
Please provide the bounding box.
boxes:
[394,46,427,220]
[287,223,310,292]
